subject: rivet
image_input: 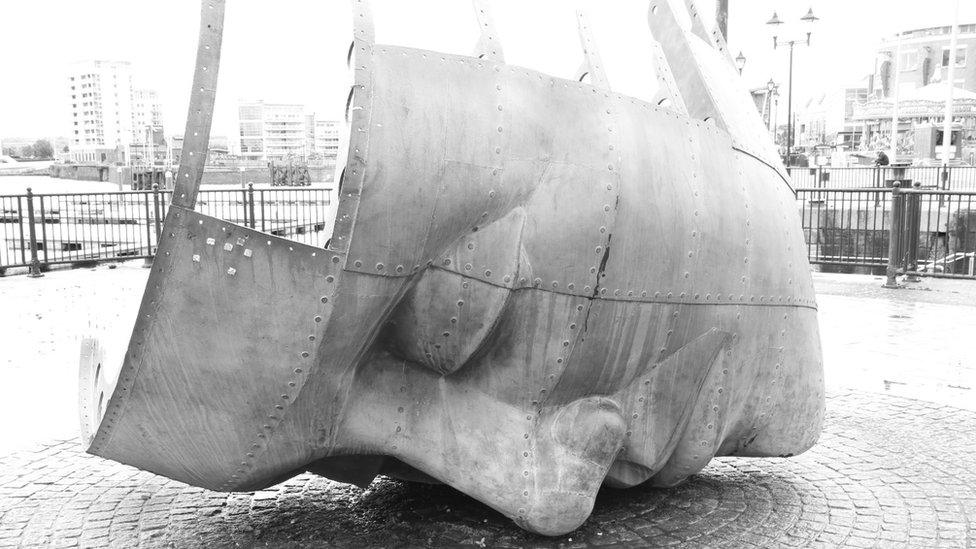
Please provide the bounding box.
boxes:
[206,237,215,246]
[226,267,236,276]
[314,316,323,322]
[301,351,309,358]
[192,254,200,263]
[376,263,384,271]
[223,243,233,252]
[354,260,363,268]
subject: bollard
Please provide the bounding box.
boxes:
[883,182,905,288]
[247,183,257,229]
[25,188,44,278]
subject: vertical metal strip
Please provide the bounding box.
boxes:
[649,36,689,115]
[171,0,226,210]
[472,0,505,62]
[574,10,610,90]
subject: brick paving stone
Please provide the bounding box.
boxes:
[0,392,974,547]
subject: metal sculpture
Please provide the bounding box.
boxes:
[79,0,823,536]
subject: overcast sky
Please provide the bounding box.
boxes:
[0,0,974,141]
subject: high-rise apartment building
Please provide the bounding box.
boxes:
[313,119,342,165]
[65,60,164,164]
[238,101,307,163]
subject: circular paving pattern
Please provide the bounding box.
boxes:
[1,392,975,548]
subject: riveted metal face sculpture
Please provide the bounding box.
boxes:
[79,0,823,536]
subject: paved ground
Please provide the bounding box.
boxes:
[0,266,975,547]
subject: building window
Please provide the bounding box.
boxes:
[942,46,967,68]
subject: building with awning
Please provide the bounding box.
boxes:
[852,23,976,164]
[852,82,976,163]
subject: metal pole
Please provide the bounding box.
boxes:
[25,188,43,278]
[890,33,902,163]
[786,42,794,167]
[942,0,961,165]
[884,182,904,288]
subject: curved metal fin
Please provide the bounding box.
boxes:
[684,0,735,66]
[352,0,375,45]
[682,0,712,42]
[710,23,735,64]
[648,35,689,116]
[171,0,226,210]
[648,0,786,178]
[472,0,504,62]
[574,10,610,90]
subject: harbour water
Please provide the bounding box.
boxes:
[0,175,120,195]
[0,175,334,195]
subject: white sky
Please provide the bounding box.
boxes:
[0,0,974,141]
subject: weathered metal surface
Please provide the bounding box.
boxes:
[82,0,824,537]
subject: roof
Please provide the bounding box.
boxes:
[900,82,976,102]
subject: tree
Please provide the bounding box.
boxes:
[20,145,34,158]
[32,139,53,159]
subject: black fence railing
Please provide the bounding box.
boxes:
[787,165,976,191]
[795,184,976,279]
[0,185,332,275]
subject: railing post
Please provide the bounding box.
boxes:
[904,181,922,282]
[883,182,904,288]
[247,183,257,229]
[260,189,266,233]
[152,184,163,244]
[143,187,154,268]
[25,187,43,278]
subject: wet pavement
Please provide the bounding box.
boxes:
[0,265,975,547]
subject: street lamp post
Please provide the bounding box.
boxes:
[767,8,820,168]
[735,51,747,76]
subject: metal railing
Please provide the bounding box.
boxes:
[787,165,976,191]
[0,184,332,276]
[795,183,976,280]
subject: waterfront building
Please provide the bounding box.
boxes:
[796,86,869,152]
[65,60,165,164]
[130,89,165,165]
[853,24,976,164]
[237,101,307,163]
[312,119,342,168]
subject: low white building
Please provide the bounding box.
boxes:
[238,101,307,163]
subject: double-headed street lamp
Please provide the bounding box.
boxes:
[767,7,820,167]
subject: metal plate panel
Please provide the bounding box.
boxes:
[89,207,342,489]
